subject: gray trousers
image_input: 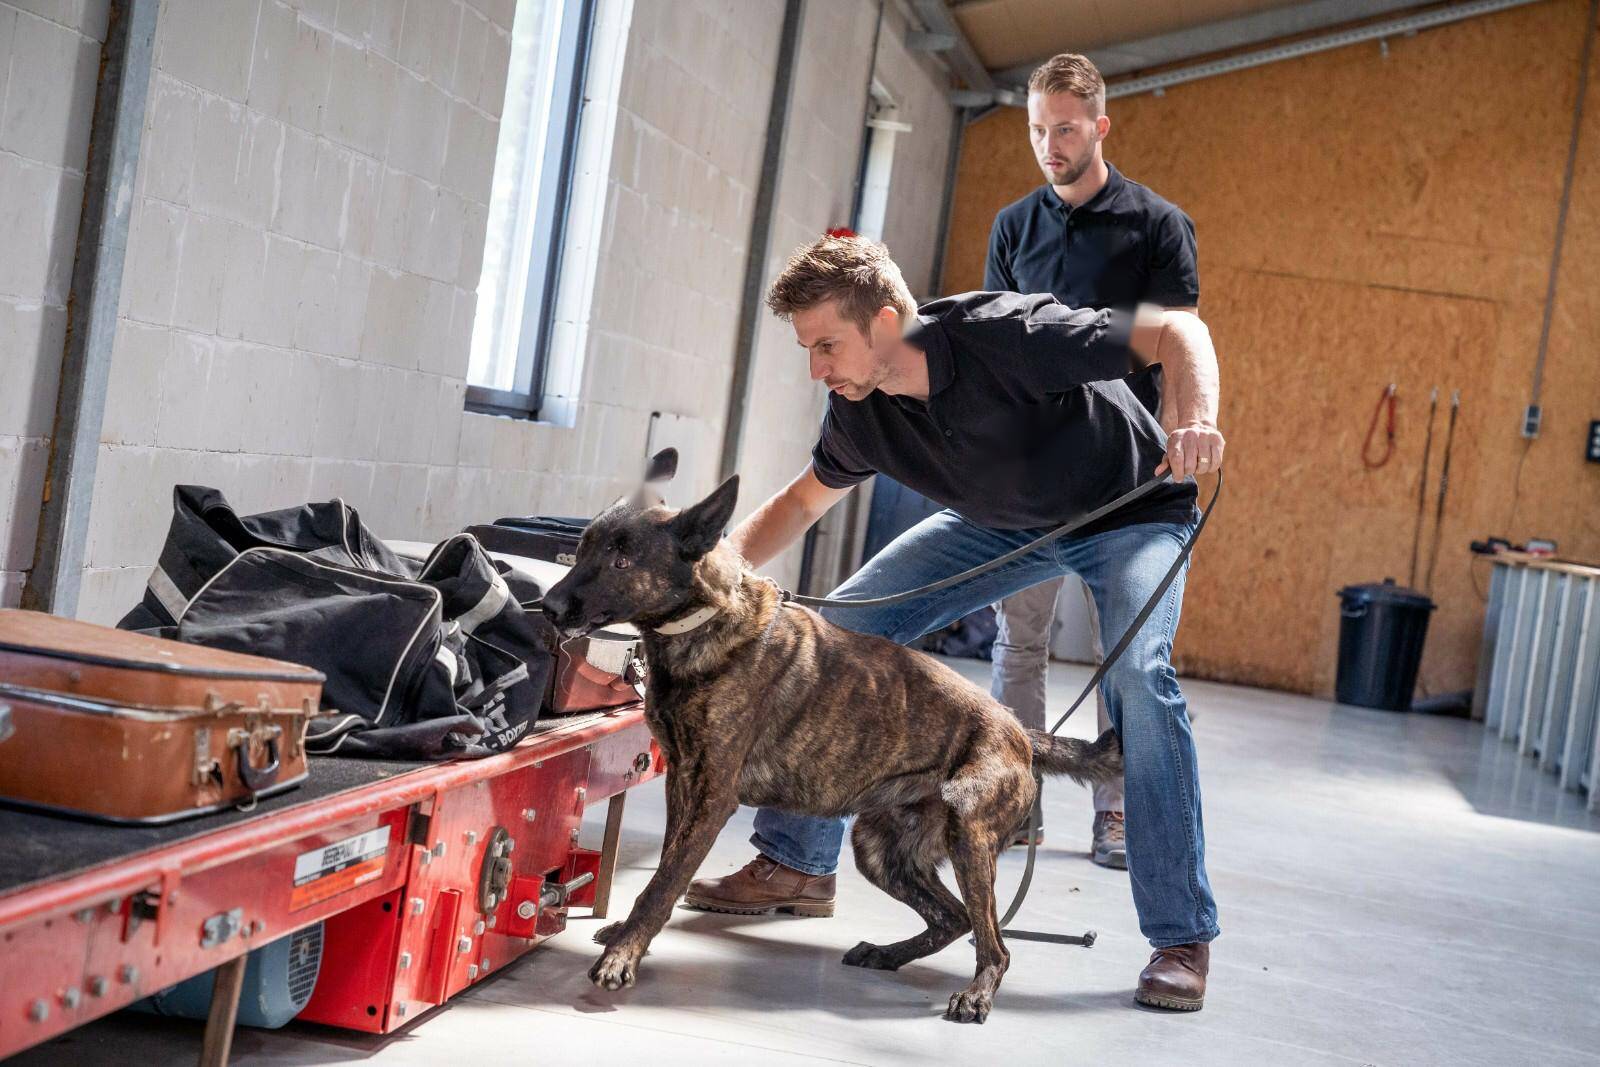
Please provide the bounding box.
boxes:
[990,576,1124,812]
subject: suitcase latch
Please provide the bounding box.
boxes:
[192,727,222,787]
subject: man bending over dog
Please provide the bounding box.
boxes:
[685,234,1224,1011]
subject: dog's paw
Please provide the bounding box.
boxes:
[588,950,639,991]
[944,988,992,1024]
[842,941,902,971]
[592,921,625,946]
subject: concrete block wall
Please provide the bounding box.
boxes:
[4,0,955,623]
[0,1,108,608]
[733,0,879,586]
[869,1,954,299]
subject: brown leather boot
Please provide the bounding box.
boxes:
[1135,941,1209,1011]
[683,855,836,916]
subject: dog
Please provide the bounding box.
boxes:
[541,449,1122,1023]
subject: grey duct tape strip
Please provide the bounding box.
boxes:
[146,565,189,623]
[455,571,511,634]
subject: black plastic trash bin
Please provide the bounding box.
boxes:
[1335,578,1436,711]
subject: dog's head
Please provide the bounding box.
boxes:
[542,448,741,637]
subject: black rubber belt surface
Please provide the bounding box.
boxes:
[0,714,605,896]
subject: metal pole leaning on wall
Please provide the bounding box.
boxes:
[23,0,160,617]
[718,0,806,483]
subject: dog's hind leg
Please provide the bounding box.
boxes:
[843,802,969,972]
[941,760,1028,1023]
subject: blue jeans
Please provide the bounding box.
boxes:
[751,512,1220,948]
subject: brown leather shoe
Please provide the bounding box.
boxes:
[683,855,836,917]
[1135,941,1209,1011]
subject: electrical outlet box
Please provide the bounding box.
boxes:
[1523,404,1543,439]
[1587,420,1600,463]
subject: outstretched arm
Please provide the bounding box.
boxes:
[728,465,850,570]
[1130,308,1224,479]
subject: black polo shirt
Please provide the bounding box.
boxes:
[811,291,1198,534]
[986,163,1199,413]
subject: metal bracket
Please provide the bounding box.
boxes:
[200,908,244,948]
[476,826,512,913]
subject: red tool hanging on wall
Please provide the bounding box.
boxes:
[1362,382,1398,469]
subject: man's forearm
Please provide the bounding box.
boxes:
[1153,312,1219,429]
[728,492,823,571]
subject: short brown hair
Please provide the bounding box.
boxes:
[765,234,917,333]
[1027,53,1105,116]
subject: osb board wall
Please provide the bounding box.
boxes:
[939,0,1600,696]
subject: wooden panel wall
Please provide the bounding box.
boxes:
[940,0,1600,696]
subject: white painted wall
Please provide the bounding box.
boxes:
[4,0,956,624]
[0,1,109,608]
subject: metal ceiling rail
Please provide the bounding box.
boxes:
[1103,0,1546,101]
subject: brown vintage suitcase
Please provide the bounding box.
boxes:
[548,634,645,715]
[0,610,324,824]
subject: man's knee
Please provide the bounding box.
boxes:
[1103,653,1183,722]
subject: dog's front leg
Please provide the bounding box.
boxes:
[590,762,738,991]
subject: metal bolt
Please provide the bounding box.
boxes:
[88,976,108,998]
[395,1002,407,1019]
[61,988,81,1009]
[457,936,472,954]
[464,830,477,846]
[467,964,478,979]
[503,839,514,853]
[419,850,432,867]
[485,893,498,911]
[431,842,446,859]
[118,964,139,984]
[482,958,491,971]
[521,808,537,822]
[516,901,536,920]
[410,897,425,916]
[473,920,485,936]
[398,952,412,971]
[486,915,496,929]
[28,999,47,1022]
[75,908,95,924]
[634,752,651,773]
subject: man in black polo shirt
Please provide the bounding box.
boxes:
[987,53,1201,870]
[684,235,1224,1010]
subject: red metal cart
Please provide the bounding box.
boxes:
[0,707,661,1064]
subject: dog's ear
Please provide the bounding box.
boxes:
[670,475,739,559]
[644,448,678,484]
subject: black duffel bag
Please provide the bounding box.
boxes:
[119,486,557,760]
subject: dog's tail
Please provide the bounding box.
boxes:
[1026,728,1123,786]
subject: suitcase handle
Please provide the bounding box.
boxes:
[229,726,282,792]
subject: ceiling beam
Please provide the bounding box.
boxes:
[992,0,1447,88]
[909,0,994,92]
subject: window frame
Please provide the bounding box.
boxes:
[465,0,597,420]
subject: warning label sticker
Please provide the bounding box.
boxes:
[290,826,391,911]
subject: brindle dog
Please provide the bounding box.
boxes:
[542,450,1122,1023]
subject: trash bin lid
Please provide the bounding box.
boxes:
[1337,577,1435,610]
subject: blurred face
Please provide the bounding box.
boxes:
[1027,91,1106,186]
[792,300,895,401]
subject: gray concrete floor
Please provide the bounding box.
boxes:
[14,658,1600,1066]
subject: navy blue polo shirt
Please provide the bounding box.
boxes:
[811,291,1198,534]
[987,163,1199,413]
